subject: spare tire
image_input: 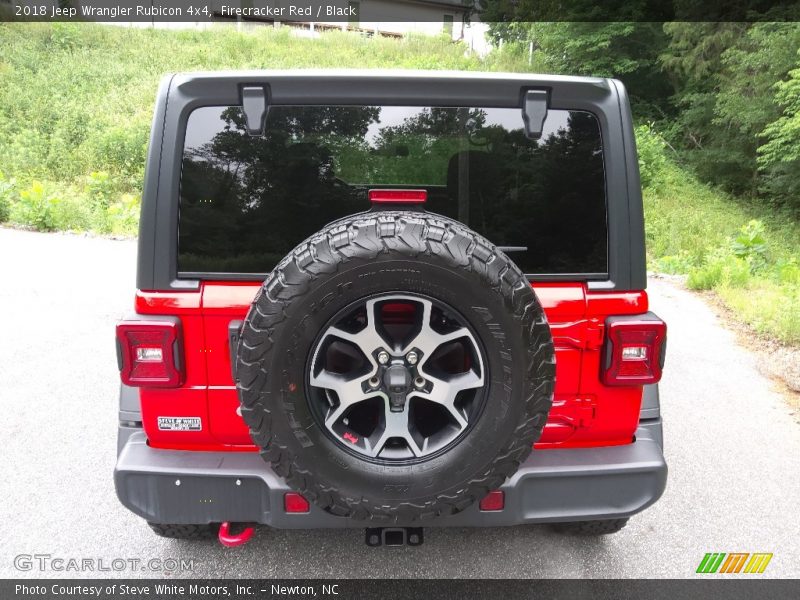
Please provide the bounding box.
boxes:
[236,211,555,522]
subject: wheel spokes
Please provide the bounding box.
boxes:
[399,298,477,368]
[309,369,383,427]
[308,294,486,461]
[322,298,388,367]
[366,404,423,458]
[413,369,484,429]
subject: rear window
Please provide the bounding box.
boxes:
[178,104,607,276]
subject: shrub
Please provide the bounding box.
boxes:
[777,258,800,285]
[10,181,57,231]
[107,193,141,236]
[48,23,81,52]
[0,175,14,223]
[7,180,100,232]
[731,219,768,273]
[719,282,800,345]
[687,248,751,290]
[85,171,115,204]
[655,250,695,274]
[49,190,94,231]
[82,126,148,186]
[635,123,670,190]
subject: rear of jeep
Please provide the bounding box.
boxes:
[114,71,667,543]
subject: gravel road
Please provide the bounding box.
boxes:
[1,228,798,579]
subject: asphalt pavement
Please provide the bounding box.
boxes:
[1,227,798,578]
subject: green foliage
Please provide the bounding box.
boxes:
[106,193,141,236]
[660,22,800,203]
[681,212,800,344]
[489,22,672,119]
[485,20,800,206]
[661,23,744,83]
[487,20,800,207]
[0,175,13,223]
[639,123,800,343]
[0,21,797,343]
[759,60,800,166]
[49,22,81,51]
[85,171,115,208]
[655,251,695,275]
[10,181,60,231]
[757,58,800,201]
[2,176,140,235]
[0,22,490,236]
[687,249,751,290]
[635,123,671,190]
[731,220,768,272]
[719,283,800,345]
[11,182,47,230]
[0,22,485,185]
[776,258,800,285]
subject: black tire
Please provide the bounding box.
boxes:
[147,523,219,540]
[236,211,555,522]
[552,518,629,535]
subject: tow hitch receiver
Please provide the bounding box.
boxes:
[218,522,255,547]
[365,527,424,547]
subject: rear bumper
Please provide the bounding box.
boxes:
[114,418,666,528]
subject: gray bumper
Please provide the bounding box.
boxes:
[115,419,666,528]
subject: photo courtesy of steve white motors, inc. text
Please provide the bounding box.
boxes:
[14,583,341,597]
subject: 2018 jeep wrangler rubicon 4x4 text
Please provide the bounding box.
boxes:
[114,71,667,543]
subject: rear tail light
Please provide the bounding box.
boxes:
[602,314,667,386]
[368,189,427,204]
[116,320,184,388]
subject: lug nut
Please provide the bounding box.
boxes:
[369,376,381,388]
[377,351,390,365]
[414,376,426,389]
[406,351,419,365]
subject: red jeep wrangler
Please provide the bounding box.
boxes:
[115,71,667,545]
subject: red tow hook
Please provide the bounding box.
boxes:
[218,522,255,548]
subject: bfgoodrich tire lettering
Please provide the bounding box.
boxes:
[236,211,555,522]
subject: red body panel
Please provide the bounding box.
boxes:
[134,282,648,452]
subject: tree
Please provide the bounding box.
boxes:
[661,22,800,196]
[487,21,672,120]
[758,54,800,207]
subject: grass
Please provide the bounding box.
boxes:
[0,22,798,344]
[0,22,529,235]
[639,125,800,345]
